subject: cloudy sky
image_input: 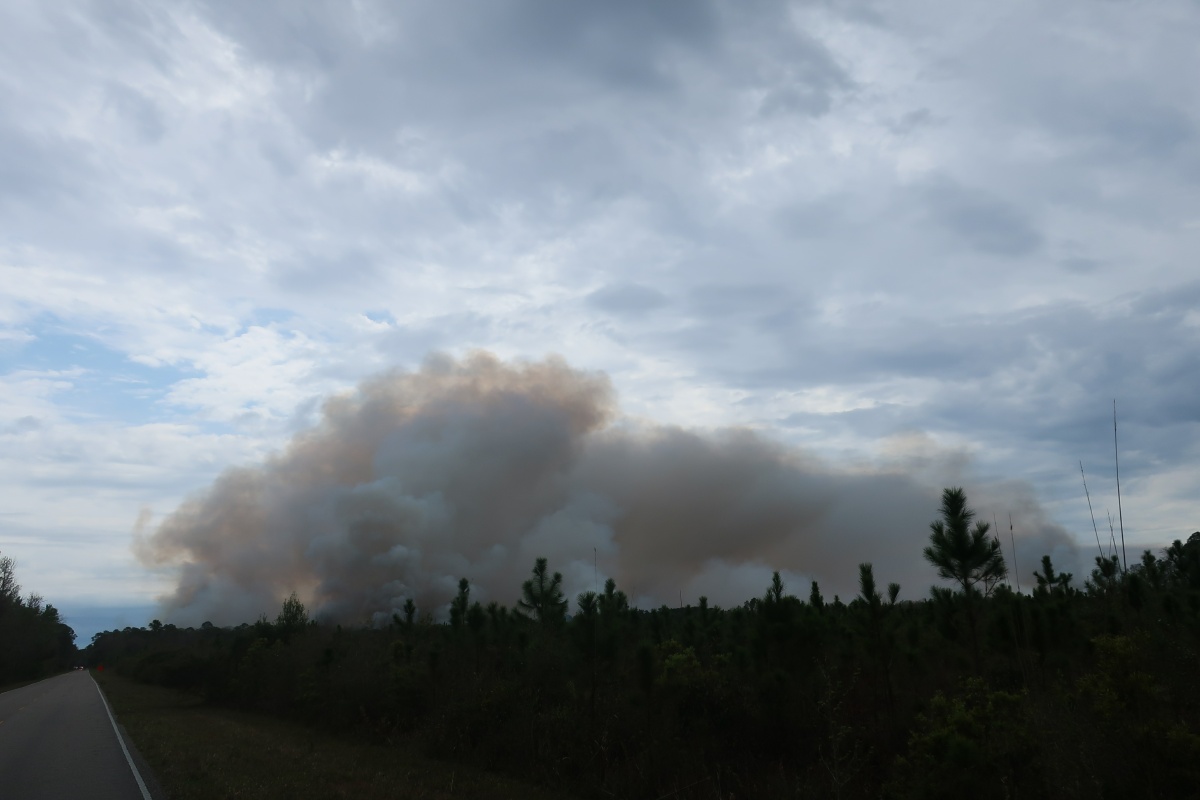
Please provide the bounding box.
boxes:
[1,0,1197,640]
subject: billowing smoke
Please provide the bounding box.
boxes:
[138,352,1080,626]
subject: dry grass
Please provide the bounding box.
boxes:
[95,672,574,800]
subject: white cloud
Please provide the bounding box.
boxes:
[1,0,1197,614]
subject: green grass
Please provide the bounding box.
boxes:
[94,672,575,800]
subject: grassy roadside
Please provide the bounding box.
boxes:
[94,672,575,800]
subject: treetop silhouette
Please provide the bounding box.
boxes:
[923,487,1007,597]
[517,557,568,624]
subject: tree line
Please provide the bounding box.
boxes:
[86,489,1200,798]
[0,551,78,685]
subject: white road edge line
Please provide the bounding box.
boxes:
[90,675,153,800]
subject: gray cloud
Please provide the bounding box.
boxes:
[200,0,720,80]
[774,196,846,239]
[0,123,91,205]
[1059,256,1103,274]
[587,283,669,317]
[919,178,1044,257]
[188,0,851,236]
[687,283,795,319]
[103,82,165,142]
[753,28,854,118]
[272,248,380,294]
[1034,82,1196,162]
[3,415,42,435]
[369,311,497,365]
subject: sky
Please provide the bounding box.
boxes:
[1,0,1198,642]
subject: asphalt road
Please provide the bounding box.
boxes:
[0,671,154,800]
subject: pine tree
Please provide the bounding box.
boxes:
[923,488,1006,670]
[924,488,1007,597]
[766,571,786,604]
[599,578,629,618]
[275,592,309,641]
[810,580,825,612]
[517,557,567,624]
[450,578,470,629]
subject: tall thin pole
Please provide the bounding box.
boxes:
[1113,400,1128,573]
[1080,461,1104,558]
[1008,513,1020,594]
[994,512,1011,590]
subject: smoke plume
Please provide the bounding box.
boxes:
[138,352,1080,626]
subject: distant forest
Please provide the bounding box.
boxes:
[86,489,1200,799]
[0,552,78,685]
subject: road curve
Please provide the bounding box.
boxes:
[0,670,154,800]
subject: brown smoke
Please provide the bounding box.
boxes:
[138,351,1079,626]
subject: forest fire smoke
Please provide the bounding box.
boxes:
[138,352,1079,626]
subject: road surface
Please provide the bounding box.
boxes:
[0,670,156,800]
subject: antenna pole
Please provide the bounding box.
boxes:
[1008,513,1020,594]
[1080,461,1104,558]
[994,512,1011,589]
[1113,400,1128,573]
